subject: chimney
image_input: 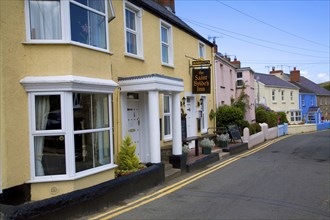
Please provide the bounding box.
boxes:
[213,39,218,53]
[290,67,300,82]
[230,57,241,69]
[154,0,175,13]
[269,67,283,75]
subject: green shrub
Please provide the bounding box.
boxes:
[276,112,288,124]
[249,123,261,135]
[116,135,143,177]
[255,105,277,128]
[216,105,244,128]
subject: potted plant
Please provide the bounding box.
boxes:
[199,138,215,154]
[216,133,229,148]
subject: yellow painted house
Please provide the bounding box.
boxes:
[255,73,301,123]
[0,0,214,201]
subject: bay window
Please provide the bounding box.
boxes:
[25,0,114,51]
[21,76,117,181]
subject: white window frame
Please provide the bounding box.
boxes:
[236,71,243,88]
[200,96,208,134]
[124,1,144,59]
[21,76,117,183]
[198,41,206,59]
[24,0,113,53]
[163,95,172,141]
[290,91,293,102]
[302,95,305,107]
[290,110,302,122]
[272,89,276,102]
[160,20,173,66]
[281,90,285,103]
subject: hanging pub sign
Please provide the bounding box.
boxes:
[192,68,211,94]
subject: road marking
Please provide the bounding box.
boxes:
[90,135,290,220]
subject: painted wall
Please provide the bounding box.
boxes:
[236,68,256,123]
[1,0,215,199]
[318,95,330,120]
[300,93,317,121]
[214,56,236,107]
[255,82,300,122]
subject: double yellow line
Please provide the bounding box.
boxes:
[90,135,289,220]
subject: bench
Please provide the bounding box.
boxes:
[182,136,202,156]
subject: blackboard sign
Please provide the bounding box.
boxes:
[227,125,242,142]
[192,68,211,94]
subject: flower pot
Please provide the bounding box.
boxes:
[218,140,228,148]
[202,147,211,154]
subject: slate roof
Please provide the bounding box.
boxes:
[254,73,298,89]
[289,81,315,94]
[284,74,330,96]
[129,0,213,46]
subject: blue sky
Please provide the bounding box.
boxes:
[175,0,330,84]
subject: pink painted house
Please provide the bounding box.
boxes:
[213,44,256,123]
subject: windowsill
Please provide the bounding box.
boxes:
[23,41,113,55]
[272,101,277,104]
[291,102,295,104]
[282,101,286,104]
[125,53,145,61]
[163,137,173,142]
[161,63,175,69]
[28,164,117,183]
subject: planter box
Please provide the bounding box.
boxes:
[217,140,228,148]
[202,147,211,154]
[0,164,165,220]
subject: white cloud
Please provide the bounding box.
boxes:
[316,73,329,84]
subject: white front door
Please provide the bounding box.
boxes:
[186,97,197,148]
[127,99,141,159]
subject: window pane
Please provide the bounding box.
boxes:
[237,72,242,78]
[125,9,136,30]
[74,93,109,130]
[161,26,168,43]
[36,95,61,130]
[29,0,62,39]
[70,3,106,49]
[164,115,171,136]
[126,32,137,54]
[74,0,105,13]
[164,96,170,113]
[70,3,89,44]
[75,130,110,172]
[35,135,66,176]
[162,44,169,63]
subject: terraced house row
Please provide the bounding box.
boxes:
[1,0,329,205]
[0,0,214,201]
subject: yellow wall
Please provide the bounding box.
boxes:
[1,0,214,199]
[30,169,115,201]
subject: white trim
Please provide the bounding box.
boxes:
[200,95,208,134]
[124,1,144,58]
[198,41,206,59]
[24,0,111,52]
[119,76,184,93]
[20,75,118,93]
[163,95,172,141]
[160,20,173,66]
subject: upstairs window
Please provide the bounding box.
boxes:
[281,90,285,102]
[236,71,243,87]
[124,1,143,58]
[302,95,305,106]
[26,0,114,51]
[160,21,173,66]
[198,42,206,59]
[272,89,276,102]
[290,91,293,101]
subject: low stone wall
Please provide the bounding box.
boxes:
[288,124,316,134]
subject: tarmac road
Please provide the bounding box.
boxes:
[90,130,330,220]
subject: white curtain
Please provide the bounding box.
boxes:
[35,96,50,176]
[29,0,61,39]
[94,94,109,165]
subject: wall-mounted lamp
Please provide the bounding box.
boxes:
[198,97,203,107]
[181,97,186,106]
